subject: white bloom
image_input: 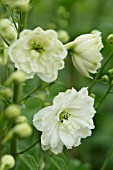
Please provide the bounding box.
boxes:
[33,87,95,154]
[8,27,67,82]
[0,18,17,44]
[65,31,103,78]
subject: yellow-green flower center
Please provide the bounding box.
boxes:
[59,110,69,123]
[32,43,44,53]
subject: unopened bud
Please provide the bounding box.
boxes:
[101,75,109,82]
[111,80,113,85]
[108,68,113,75]
[0,19,17,43]
[13,123,32,138]
[42,101,50,107]
[57,30,70,43]
[15,1,30,12]
[0,88,13,98]
[0,154,15,170]
[5,104,21,120]
[5,70,26,86]
[107,34,113,44]
[15,116,27,123]
[91,30,100,34]
[90,93,96,98]
[1,0,30,12]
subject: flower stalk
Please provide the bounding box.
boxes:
[95,84,112,111]
[88,51,113,92]
[100,144,113,170]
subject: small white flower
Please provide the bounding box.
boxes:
[33,87,95,154]
[65,31,103,78]
[8,27,67,82]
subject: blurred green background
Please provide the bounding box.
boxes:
[1,0,113,170]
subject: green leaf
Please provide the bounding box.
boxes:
[49,153,68,170]
[20,154,38,170]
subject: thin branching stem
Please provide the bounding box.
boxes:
[16,138,40,155]
[100,144,113,170]
[88,51,113,92]
[19,82,54,103]
[95,84,112,111]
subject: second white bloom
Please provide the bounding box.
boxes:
[33,87,95,154]
[65,31,103,78]
[8,27,67,82]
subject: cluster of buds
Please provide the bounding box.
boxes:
[101,68,113,85]
[1,70,32,144]
[0,18,17,65]
[3,103,32,143]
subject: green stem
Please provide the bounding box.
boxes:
[10,84,19,170]
[9,8,18,31]
[88,51,113,92]
[16,138,40,155]
[95,84,112,111]
[19,82,54,103]
[100,144,113,170]
[13,84,19,104]
[0,33,10,46]
[18,11,27,37]
[19,84,42,103]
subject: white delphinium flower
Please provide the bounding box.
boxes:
[8,27,67,82]
[33,87,95,154]
[65,31,103,78]
[0,19,17,44]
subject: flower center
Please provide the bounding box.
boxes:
[59,110,70,123]
[31,42,44,53]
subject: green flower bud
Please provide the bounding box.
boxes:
[111,80,113,85]
[13,123,32,138]
[15,116,27,123]
[0,19,17,43]
[0,88,13,98]
[57,30,69,43]
[4,104,21,120]
[91,30,100,34]
[14,1,30,12]
[1,0,30,12]
[90,93,96,98]
[101,75,109,82]
[0,154,15,170]
[5,70,26,86]
[108,68,113,75]
[107,34,113,44]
